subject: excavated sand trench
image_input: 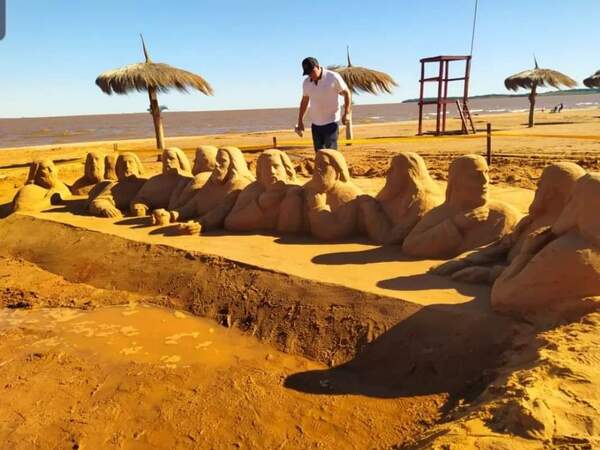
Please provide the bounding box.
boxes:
[0,211,524,448]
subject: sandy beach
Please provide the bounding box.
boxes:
[1,107,599,448]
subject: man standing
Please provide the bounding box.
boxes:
[297,57,351,151]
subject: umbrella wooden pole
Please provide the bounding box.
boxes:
[528,82,537,128]
[345,113,354,143]
[148,87,165,149]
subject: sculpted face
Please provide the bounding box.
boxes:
[121,154,140,178]
[85,152,104,181]
[163,149,181,173]
[212,149,231,183]
[35,160,56,188]
[529,163,585,216]
[313,152,338,192]
[552,174,600,245]
[259,153,288,190]
[448,156,489,209]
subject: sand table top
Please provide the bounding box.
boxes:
[22,184,533,308]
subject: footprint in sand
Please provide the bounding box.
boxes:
[165,332,200,345]
[120,346,143,355]
[160,355,181,369]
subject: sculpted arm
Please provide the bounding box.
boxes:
[277,187,305,234]
[359,196,394,244]
[309,198,359,241]
[224,187,263,232]
[198,190,241,232]
[89,182,122,218]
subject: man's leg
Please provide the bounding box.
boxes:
[322,122,339,150]
[311,124,325,151]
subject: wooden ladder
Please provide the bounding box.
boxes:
[456,100,476,134]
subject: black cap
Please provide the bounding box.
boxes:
[302,57,319,76]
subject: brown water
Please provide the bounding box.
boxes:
[0,304,312,371]
[0,92,598,148]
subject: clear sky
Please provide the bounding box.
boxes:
[0,0,597,118]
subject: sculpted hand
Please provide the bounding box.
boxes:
[101,205,123,219]
[151,209,171,226]
[451,266,491,284]
[521,226,555,255]
[131,204,148,217]
[177,220,202,235]
[429,259,470,276]
[309,192,328,210]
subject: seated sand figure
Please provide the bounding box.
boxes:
[70,151,106,195]
[305,149,363,241]
[169,145,218,209]
[224,149,304,233]
[492,173,600,314]
[431,162,586,284]
[151,146,254,234]
[104,153,118,181]
[359,152,443,244]
[402,154,520,259]
[130,147,192,216]
[12,159,72,212]
[88,152,147,218]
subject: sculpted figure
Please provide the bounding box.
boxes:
[12,159,71,212]
[104,153,118,181]
[70,151,106,195]
[130,147,192,216]
[88,152,147,218]
[169,145,218,209]
[431,162,586,283]
[305,149,363,240]
[359,152,443,244]
[402,154,520,259]
[152,146,254,234]
[492,173,600,314]
[224,149,304,233]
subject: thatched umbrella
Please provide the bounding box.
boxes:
[96,35,213,149]
[504,58,576,128]
[329,47,397,139]
[583,70,600,88]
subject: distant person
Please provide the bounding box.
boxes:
[558,102,564,113]
[296,57,351,151]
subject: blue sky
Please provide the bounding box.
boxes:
[0,0,597,118]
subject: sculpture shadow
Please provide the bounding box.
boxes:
[114,217,151,228]
[311,246,412,265]
[284,296,517,403]
[0,202,12,218]
[44,198,89,216]
[377,273,486,299]
[274,234,373,246]
[149,225,189,237]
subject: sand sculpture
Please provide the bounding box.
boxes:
[431,162,586,283]
[305,149,363,240]
[224,149,304,233]
[169,145,218,210]
[104,153,118,181]
[402,154,520,259]
[359,152,444,244]
[130,147,192,216]
[12,159,72,212]
[151,146,254,233]
[492,173,600,314]
[88,152,147,218]
[70,151,106,195]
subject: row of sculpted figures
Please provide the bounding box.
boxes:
[11,146,600,315]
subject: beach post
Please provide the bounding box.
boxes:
[486,122,492,165]
[273,136,277,148]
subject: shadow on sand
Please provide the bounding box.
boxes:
[284,295,519,403]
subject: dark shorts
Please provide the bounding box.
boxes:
[311,122,339,151]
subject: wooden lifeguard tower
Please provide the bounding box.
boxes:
[417,55,476,136]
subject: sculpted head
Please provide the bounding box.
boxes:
[193,146,218,175]
[27,159,59,189]
[104,153,118,180]
[210,146,254,185]
[552,173,600,247]
[378,152,438,200]
[446,154,489,209]
[313,149,351,192]
[116,152,144,180]
[162,147,191,175]
[256,149,297,191]
[84,151,105,182]
[529,162,585,216]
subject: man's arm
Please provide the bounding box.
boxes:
[340,89,351,125]
[297,96,309,132]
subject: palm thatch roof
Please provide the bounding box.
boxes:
[329,47,397,95]
[504,59,576,91]
[583,70,600,88]
[96,36,213,96]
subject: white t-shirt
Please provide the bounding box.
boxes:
[302,68,348,126]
